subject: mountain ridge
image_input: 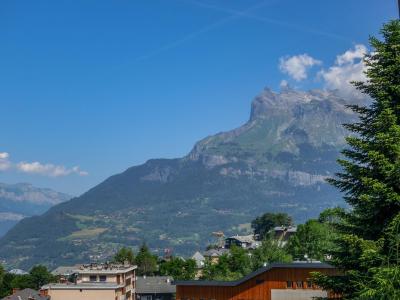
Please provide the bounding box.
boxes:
[0,87,358,269]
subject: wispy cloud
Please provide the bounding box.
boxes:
[135,0,276,61]
[279,54,321,81]
[183,0,350,42]
[0,152,88,177]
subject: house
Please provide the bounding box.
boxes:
[225,235,260,249]
[174,262,341,300]
[41,263,136,300]
[191,251,205,268]
[203,248,229,264]
[51,265,79,278]
[1,288,49,300]
[273,226,297,246]
[136,276,175,300]
[8,269,29,275]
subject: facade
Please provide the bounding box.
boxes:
[224,235,260,249]
[41,263,136,300]
[136,276,175,300]
[174,262,340,300]
[1,288,49,300]
[203,248,229,264]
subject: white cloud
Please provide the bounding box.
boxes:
[0,152,11,171]
[17,161,88,177]
[319,44,368,99]
[279,54,321,81]
[0,152,9,159]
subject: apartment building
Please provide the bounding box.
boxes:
[41,263,136,300]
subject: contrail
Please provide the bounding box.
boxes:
[184,0,350,42]
[135,0,274,61]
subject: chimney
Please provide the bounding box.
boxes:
[12,288,19,295]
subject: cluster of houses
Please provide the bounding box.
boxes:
[2,226,342,300]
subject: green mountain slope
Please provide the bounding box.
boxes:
[0,87,358,269]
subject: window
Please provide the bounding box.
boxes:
[296,281,303,288]
[99,275,107,282]
[286,280,292,288]
[89,275,97,282]
[140,296,152,300]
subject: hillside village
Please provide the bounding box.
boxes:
[1,210,340,300]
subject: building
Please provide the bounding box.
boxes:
[51,265,79,278]
[41,263,136,300]
[273,226,297,246]
[225,235,260,249]
[1,288,49,300]
[136,276,175,300]
[174,262,340,300]
[8,269,29,275]
[203,248,229,264]
[192,252,205,269]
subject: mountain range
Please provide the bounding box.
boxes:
[0,183,71,237]
[0,87,358,269]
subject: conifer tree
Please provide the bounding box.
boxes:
[315,20,400,299]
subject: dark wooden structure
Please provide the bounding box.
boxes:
[174,262,340,300]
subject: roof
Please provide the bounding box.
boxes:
[8,269,29,275]
[1,288,48,300]
[174,262,335,287]
[274,226,297,233]
[203,248,229,257]
[41,282,124,290]
[226,235,255,244]
[192,252,205,268]
[51,266,78,276]
[74,264,136,275]
[136,276,176,294]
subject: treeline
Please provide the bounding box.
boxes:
[113,243,197,280]
[0,265,55,298]
[200,209,340,281]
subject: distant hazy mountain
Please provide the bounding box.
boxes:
[0,87,358,269]
[0,183,71,236]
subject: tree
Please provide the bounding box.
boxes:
[251,235,292,270]
[251,212,293,240]
[286,218,336,261]
[135,243,158,276]
[159,257,197,280]
[315,20,400,299]
[29,265,55,290]
[0,273,16,298]
[113,247,135,265]
[0,264,4,291]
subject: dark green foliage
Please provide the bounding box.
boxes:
[286,218,337,261]
[201,246,252,281]
[251,236,292,270]
[29,265,55,290]
[135,243,158,276]
[251,213,293,240]
[113,247,135,264]
[0,265,54,298]
[158,257,197,280]
[316,20,400,299]
[202,240,292,281]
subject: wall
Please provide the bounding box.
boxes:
[47,289,116,300]
[176,267,339,300]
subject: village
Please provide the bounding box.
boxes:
[1,223,341,300]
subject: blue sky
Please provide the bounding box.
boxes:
[0,0,397,195]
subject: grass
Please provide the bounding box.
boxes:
[61,228,108,241]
